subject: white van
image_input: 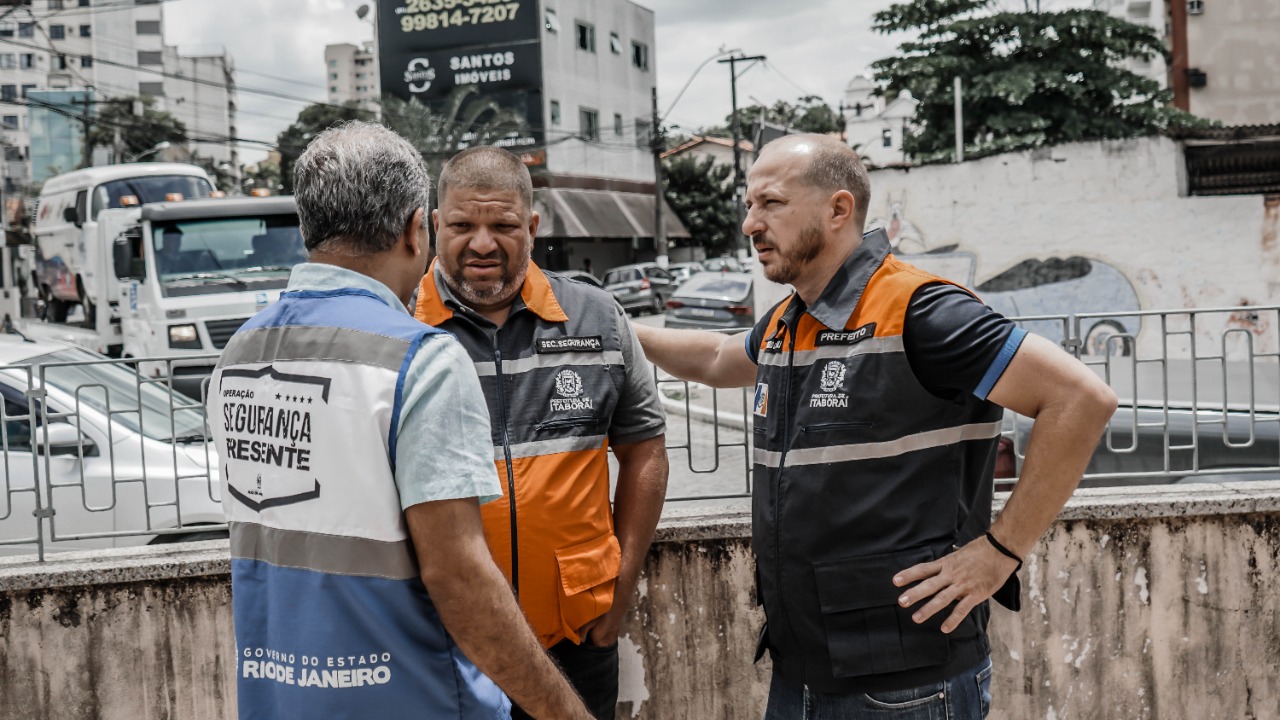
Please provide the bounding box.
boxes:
[33,163,214,322]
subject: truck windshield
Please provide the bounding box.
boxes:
[91,175,213,220]
[150,215,306,297]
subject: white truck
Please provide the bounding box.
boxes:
[3,164,306,398]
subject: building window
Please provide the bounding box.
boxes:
[544,8,559,33]
[49,0,65,9]
[631,42,649,71]
[79,24,91,37]
[614,113,623,137]
[610,32,622,54]
[575,22,595,52]
[138,81,164,96]
[80,0,92,5]
[49,24,65,40]
[329,72,338,80]
[20,84,37,99]
[2,116,18,130]
[0,23,14,38]
[0,54,13,69]
[328,59,337,67]
[137,50,162,65]
[54,54,67,70]
[356,72,365,79]
[635,119,650,148]
[18,23,34,38]
[882,128,892,147]
[3,147,21,162]
[19,53,33,69]
[579,108,599,141]
[0,86,14,102]
[550,100,560,125]
[329,85,337,93]
[80,55,92,68]
[135,20,160,34]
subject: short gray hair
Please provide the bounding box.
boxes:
[292,121,430,254]
[438,145,533,213]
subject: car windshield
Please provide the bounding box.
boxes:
[26,349,207,442]
[151,215,306,297]
[91,175,213,220]
[675,273,752,301]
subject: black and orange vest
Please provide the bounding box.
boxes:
[415,261,626,648]
[752,229,1004,693]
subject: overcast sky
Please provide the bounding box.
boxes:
[163,0,1084,164]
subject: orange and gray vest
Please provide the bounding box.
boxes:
[751,229,1004,693]
[415,261,625,648]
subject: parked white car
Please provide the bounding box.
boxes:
[0,336,224,556]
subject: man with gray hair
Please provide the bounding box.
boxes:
[208,121,590,719]
[633,134,1116,717]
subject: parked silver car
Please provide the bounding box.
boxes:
[667,262,706,284]
[664,272,755,330]
[603,263,677,315]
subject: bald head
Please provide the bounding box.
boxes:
[438,145,533,215]
[757,134,872,229]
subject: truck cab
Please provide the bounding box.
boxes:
[112,196,304,398]
[33,163,214,323]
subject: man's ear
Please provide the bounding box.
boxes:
[829,190,856,231]
[431,207,440,235]
[404,207,427,257]
[528,210,541,239]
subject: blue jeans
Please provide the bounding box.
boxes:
[764,657,993,720]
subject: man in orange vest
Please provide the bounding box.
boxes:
[415,146,669,719]
[633,134,1117,718]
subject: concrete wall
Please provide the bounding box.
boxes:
[826,137,1280,356]
[1185,0,1280,126]
[4,483,1280,719]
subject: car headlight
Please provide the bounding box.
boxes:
[168,323,201,349]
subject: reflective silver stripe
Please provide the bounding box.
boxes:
[221,326,411,372]
[496,434,607,461]
[473,351,625,377]
[756,336,904,368]
[753,421,1002,468]
[230,521,418,580]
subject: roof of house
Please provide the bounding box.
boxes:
[661,135,755,160]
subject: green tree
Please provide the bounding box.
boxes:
[703,95,842,138]
[380,89,531,182]
[871,0,1202,163]
[276,101,373,193]
[88,96,187,160]
[662,155,739,257]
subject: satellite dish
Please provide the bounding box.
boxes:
[356,4,370,20]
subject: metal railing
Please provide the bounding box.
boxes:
[3,305,1279,558]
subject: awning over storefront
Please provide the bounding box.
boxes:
[533,188,691,239]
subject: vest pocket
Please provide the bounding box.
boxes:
[813,545,950,678]
[536,415,600,432]
[555,532,622,638]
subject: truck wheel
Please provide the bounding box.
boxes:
[75,276,96,326]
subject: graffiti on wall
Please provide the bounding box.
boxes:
[868,194,1141,356]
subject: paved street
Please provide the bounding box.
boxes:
[618,312,755,511]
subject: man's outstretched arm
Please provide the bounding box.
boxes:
[407,498,592,720]
[894,333,1117,632]
[631,325,757,388]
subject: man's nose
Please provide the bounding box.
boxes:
[468,227,499,254]
[742,205,764,238]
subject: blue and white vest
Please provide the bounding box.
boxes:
[208,287,509,719]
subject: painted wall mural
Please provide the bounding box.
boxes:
[869,194,1142,356]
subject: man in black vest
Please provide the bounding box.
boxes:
[634,134,1117,718]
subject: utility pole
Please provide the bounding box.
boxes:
[718,53,765,251]
[953,77,964,163]
[650,87,667,267]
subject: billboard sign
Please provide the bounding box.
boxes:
[377,0,544,165]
